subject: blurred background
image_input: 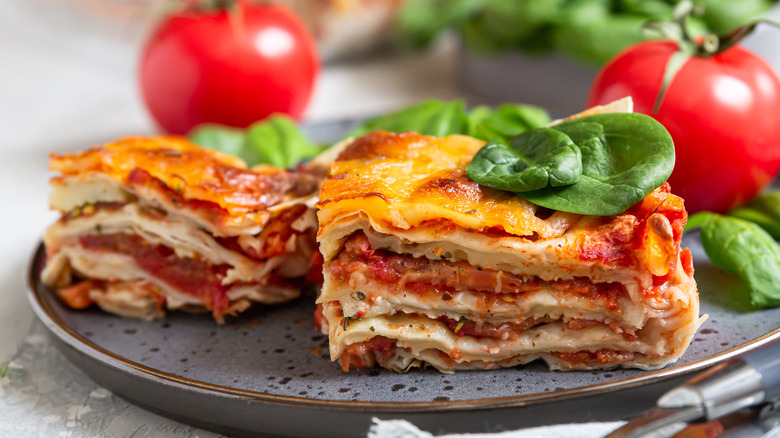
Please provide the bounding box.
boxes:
[6,0,780,131]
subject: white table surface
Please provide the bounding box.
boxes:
[2,1,778,437]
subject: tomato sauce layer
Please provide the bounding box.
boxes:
[79,233,232,317]
[328,232,626,308]
[341,336,396,371]
[340,337,640,370]
[440,314,636,341]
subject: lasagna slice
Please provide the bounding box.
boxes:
[42,136,319,322]
[315,122,701,372]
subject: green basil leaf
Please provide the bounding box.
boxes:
[699,0,772,34]
[188,124,261,166]
[516,113,675,215]
[347,100,472,138]
[347,100,550,143]
[396,0,771,66]
[684,211,716,233]
[700,214,780,309]
[396,0,488,49]
[466,128,582,192]
[553,15,648,65]
[245,115,322,169]
[468,104,552,143]
[614,0,673,16]
[461,0,565,52]
[728,190,780,239]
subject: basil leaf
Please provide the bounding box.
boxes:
[187,116,320,168]
[684,211,716,233]
[466,128,582,192]
[347,100,472,138]
[245,115,322,169]
[189,99,551,167]
[188,124,262,166]
[347,100,550,142]
[553,15,648,65]
[516,113,675,215]
[468,104,552,143]
[396,0,488,49]
[614,0,673,16]
[699,0,772,34]
[728,190,780,239]
[700,214,780,309]
[460,0,564,53]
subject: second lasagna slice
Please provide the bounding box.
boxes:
[315,130,700,372]
[42,136,319,322]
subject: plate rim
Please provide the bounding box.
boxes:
[28,243,780,413]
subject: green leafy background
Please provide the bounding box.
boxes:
[396,0,774,65]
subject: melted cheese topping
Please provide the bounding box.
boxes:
[317,132,568,239]
[51,136,317,232]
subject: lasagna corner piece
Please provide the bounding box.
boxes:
[315,130,702,372]
[42,136,320,323]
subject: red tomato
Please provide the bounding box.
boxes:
[587,41,780,213]
[139,1,319,135]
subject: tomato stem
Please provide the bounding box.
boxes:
[643,1,780,113]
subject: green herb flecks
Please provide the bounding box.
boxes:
[342,316,362,331]
[454,317,466,334]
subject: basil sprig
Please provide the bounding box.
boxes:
[348,99,550,143]
[685,191,780,309]
[189,100,551,168]
[467,103,552,144]
[466,113,675,216]
[188,124,259,165]
[689,212,780,309]
[466,128,582,192]
[244,116,322,169]
[188,115,323,169]
[347,100,472,139]
[727,191,780,239]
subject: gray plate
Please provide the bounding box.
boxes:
[27,121,780,437]
[27,231,780,437]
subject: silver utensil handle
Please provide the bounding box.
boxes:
[743,340,780,401]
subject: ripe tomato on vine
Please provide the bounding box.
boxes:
[587,2,780,213]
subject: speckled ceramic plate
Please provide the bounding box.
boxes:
[27,121,780,437]
[27,227,780,438]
